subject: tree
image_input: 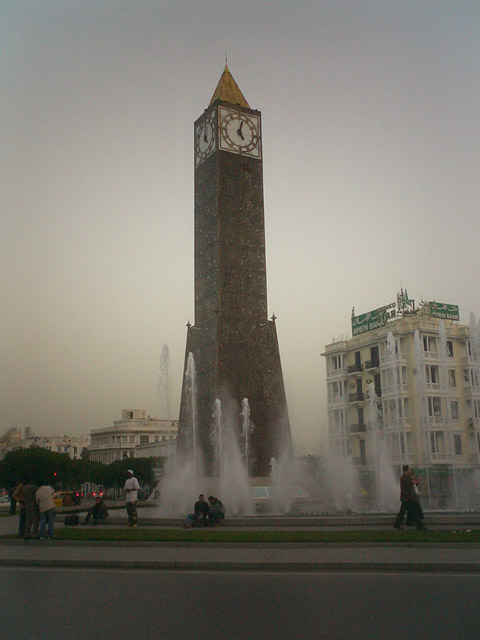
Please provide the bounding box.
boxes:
[0,448,71,488]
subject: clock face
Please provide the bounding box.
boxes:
[195,113,216,167]
[218,106,261,159]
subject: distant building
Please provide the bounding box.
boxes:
[0,428,89,460]
[88,410,178,464]
[322,293,480,507]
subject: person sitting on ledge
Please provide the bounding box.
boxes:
[83,497,109,526]
[206,496,225,526]
[184,494,210,528]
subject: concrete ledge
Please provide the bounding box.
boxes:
[2,538,480,549]
[1,558,479,573]
[70,514,480,527]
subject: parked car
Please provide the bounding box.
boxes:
[53,491,81,508]
[0,495,11,509]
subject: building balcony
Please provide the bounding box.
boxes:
[430,452,450,461]
[349,423,366,434]
[352,457,367,467]
[423,351,440,361]
[327,397,348,407]
[426,382,446,392]
[347,363,363,374]
[381,384,409,396]
[365,359,380,371]
[379,352,407,366]
[463,386,480,398]
[383,417,411,429]
[348,392,365,403]
[327,368,348,379]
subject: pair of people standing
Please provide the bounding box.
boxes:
[12,480,55,540]
[393,465,427,530]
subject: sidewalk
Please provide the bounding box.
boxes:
[1,514,479,573]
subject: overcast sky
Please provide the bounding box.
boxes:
[2,1,479,453]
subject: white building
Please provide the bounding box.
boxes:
[322,293,480,507]
[0,428,89,460]
[88,409,178,464]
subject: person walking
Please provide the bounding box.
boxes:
[406,469,424,527]
[22,479,40,540]
[393,465,427,530]
[36,483,55,540]
[124,469,140,527]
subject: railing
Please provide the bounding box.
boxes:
[379,352,407,365]
[430,452,450,460]
[352,457,367,467]
[349,423,366,434]
[463,386,480,397]
[347,363,363,374]
[381,384,409,396]
[365,359,380,370]
[383,417,412,428]
[327,397,348,407]
[427,416,448,425]
[348,392,365,403]
[423,351,440,360]
[426,382,446,392]
[327,368,347,379]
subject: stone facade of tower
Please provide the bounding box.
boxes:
[177,67,292,476]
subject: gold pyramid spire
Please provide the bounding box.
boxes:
[209,65,250,108]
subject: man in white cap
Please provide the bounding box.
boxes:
[124,469,140,527]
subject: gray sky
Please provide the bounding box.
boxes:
[2,1,479,453]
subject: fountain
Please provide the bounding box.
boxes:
[367,381,397,511]
[241,398,254,475]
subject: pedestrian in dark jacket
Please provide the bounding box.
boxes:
[11,483,26,538]
[184,494,210,527]
[393,465,426,530]
[83,497,109,525]
[22,479,40,540]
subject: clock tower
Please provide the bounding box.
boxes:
[178,65,292,477]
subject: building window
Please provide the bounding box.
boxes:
[471,369,480,388]
[425,365,440,384]
[423,335,437,353]
[448,370,456,387]
[139,435,149,445]
[451,401,459,420]
[430,431,445,454]
[427,397,443,417]
[454,434,462,455]
[329,355,343,371]
[129,412,134,419]
[446,341,454,357]
[473,400,480,420]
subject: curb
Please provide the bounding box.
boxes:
[1,539,480,549]
[1,558,479,573]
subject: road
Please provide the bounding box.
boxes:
[2,568,479,640]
